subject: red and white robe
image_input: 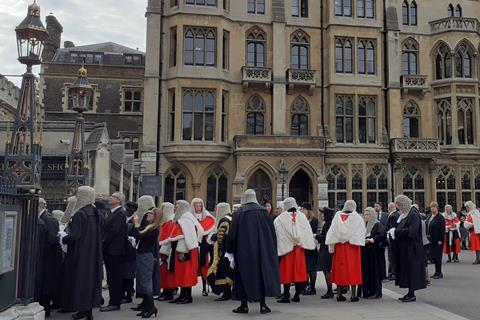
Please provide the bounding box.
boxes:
[159,219,175,290]
[444,215,461,254]
[275,210,315,284]
[465,212,480,251]
[326,212,365,286]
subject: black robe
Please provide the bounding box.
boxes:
[361,222,386,298]
[62,205,103,311]
[394,207,427,291]
[34,217,47,302]
[227,203,280,301]
[39,211,63,298]
[208,214,234,295]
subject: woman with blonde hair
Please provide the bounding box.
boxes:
[131,207,161,318]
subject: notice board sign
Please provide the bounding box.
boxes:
[141,175,162,197]
[0,210,17,275]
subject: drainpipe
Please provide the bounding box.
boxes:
[320,0,325,138]
[155,0,165,204]
[383,0,395,201]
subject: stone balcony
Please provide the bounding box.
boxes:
[162,143,231,162]
[234,135,326,156]
[241,66,272,91]
[392,138,441,158]
[287,69,316,93]
[401,75,428,93]
[430,17,480,35]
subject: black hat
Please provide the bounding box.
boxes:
[301,202,312,211]
[320,207,335,220]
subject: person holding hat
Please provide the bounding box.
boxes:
[131,205,161,318]
[275,198,315,304]
[158,202,176,301]
[207,202,235,301]
[61,186,103,320]
[316,207,335,299]
[191,198,216,297]
[161,200,204,304]
[326,200,365,302]
[300,202,319,295]
[226,189,280,314]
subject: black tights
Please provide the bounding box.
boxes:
[308,272,317,289]
[283,283,304,298]
[323,272,333,293]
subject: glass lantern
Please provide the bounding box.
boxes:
[15,1,48,66]
[69,67,93,113]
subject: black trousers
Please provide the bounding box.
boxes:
[104,254,124,307]
[123,278,134,298]
[429,243,443,275]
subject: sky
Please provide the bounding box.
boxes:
[0,0,147,86]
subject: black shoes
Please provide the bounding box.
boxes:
[303,287,316,296]
[260,305,271,314]
[431,273,443,279]
[336,295,347,302]
[350,297,359,302]
[399,294,416,302]
[72,311,92,320]
[202,290,208,297]
[321,291,334,299]
[131,305,144,311]
[140,308,157,318]
[232,306,249,314]
[291,295,300,303]
[277,295,290,303]
[121,298,133,304]
[214,295,230,302]
[175,297,193,304]
[100,305,120,312]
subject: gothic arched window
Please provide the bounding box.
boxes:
[435,43,452,80]
[291,96,309,136]
[455,44,473,78]
[402,38,419,75]
[403,101,421,138]
[164,168,186,203]
[290,30,310,69]
[206,167,228,211]
[246,95,265,135]
[246,27,266,67]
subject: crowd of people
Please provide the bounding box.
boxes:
[33,187,480,319]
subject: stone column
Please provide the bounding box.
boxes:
[272,1,287,135]
[94,144,111,197]
[451,84,459,145]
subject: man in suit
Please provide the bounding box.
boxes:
[36,198,63,317]
[386,202,400,280]
[426,202,446,279]
[100,192,128,312]
[375,202,388,227]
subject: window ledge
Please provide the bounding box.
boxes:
[162,143,231,162]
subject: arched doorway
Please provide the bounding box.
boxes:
[289,169,312,206]
[247,169,272,204]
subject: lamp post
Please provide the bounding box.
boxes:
[2,0,48,304]
[278,159,289,200]
[65,67,92,196]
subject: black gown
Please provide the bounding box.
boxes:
[361,222,386,298]
[227,203,280,302]
[394,207,427,291]
[34,217,47,302]
[62,204,103,311]
[317,219,333,272]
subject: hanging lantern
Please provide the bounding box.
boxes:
[69,66,93,113]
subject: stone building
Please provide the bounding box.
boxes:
[0,75,19,121]
[141,0,480,212]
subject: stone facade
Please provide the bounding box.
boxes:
[142,0,480,212]
[0,75,19,121]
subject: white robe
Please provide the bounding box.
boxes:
[275,210,316,256]
[465,209,480,234]
[325,211,366,254]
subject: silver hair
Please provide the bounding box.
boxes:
[387,202,396,212]
[112,192,125,204]
[394,195,412,213]
[465,201,476,211]
[39,198,47,207]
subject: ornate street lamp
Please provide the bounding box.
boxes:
[278,159,289,200]
[65,66,92,196]
[1,0,48,305]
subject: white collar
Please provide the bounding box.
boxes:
[111,206,122,213]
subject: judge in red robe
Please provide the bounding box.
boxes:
[275,197,316,303]
[443,205,461,262]
[326,200,365,302]
[191,198,216,296]
[158,202,175,301]
[161,200,204,304]
[464,201,480,264]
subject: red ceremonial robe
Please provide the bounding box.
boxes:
[198,215,215,280]
[279,246,307,284]
[159,220,175,289]
[331,215,362,286]
[169,223,199,287]
[467,215,480,251]
[444,217,461,254]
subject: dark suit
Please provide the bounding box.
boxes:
[427,214,446,276]
[378,211,388,227]
[386,210,400,277]
[103,207,127,307]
